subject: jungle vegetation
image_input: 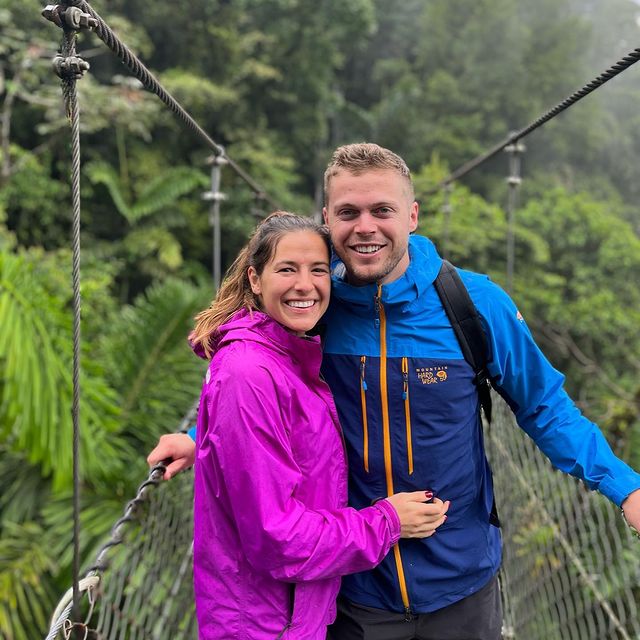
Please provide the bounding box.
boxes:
[1,0,639,636]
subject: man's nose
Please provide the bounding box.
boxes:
[353,212,376,235]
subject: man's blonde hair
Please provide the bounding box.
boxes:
[323,143,414,202]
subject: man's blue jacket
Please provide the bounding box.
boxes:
[320,234,640,614]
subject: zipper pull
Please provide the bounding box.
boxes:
[374,291,381,329]
[360,356,368,391]
[404,607,413,622]
[402,358,408,400]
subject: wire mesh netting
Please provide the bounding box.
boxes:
[47,395,639,639]
[89,469,196,639]
[79,464,197,640]
[488,394,640,640]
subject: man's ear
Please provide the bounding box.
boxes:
[322,207,329,225]
[248,266,261,295]
[409,201,419,232]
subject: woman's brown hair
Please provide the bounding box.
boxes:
[190,211,330,358]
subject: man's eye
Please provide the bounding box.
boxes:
[337,210,357,218]
[373,207,393,216]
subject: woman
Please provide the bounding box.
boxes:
[189,212,447,639]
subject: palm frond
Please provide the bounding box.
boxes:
[0,251,123,490]
[100,277,209,448]
[130,166,208,222]
[85,161,132,219]
[0,446,50,524]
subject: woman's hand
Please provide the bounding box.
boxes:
[385,491,450,539]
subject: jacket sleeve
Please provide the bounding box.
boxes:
[200,355,401,582]
[474,278,640,507]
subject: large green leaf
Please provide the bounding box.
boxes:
[86,162,208,224]
[0,251,123,490]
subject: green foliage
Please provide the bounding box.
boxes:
[1,148,69,248]
[2,0,640,636]
[101,277,209,448]
[0,522,58,640]
[86,161,208,223]
[85,161,209,295]
[0,250,122,490]
[0,244,208,638]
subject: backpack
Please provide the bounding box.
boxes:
[434,259,500,527]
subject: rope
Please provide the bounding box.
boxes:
[432,45,640,191]
[88,463,167,574]
[491,422,632,639]
[59,0,277,209]
[56,23,84,630]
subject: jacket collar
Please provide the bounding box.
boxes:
[194,309,323,378]
[329,235,442,313]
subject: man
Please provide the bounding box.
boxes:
[148,143,640,640]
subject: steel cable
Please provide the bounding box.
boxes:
[434,47,640,190]
[63,0,277,208]
[57,24,84,632]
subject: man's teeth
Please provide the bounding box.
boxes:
[355,245,382,254]
[287,300,315,308]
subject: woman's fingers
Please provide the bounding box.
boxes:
[386,492,451,538]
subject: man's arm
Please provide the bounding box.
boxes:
[468,274,640,514]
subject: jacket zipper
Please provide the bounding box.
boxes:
[402,357,414,475]
[376,286,412,616]
[360,356,369,472]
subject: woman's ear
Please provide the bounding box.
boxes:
[248,266,261,295]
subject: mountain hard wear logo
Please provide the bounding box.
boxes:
[416,366,448,385]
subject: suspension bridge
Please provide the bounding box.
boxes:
[21,1,640,638]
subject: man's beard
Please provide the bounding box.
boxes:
[342,248,404,285]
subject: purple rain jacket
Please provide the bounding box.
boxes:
[193,309,401,639]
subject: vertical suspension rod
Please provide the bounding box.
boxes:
[203,154,228,290]
[504,138,525,294]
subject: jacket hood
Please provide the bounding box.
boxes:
[191,308,323,375]
[330,234,442,313]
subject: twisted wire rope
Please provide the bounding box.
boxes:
[434,46,640,190]
[64,0,276,209]
[57,23,85,630]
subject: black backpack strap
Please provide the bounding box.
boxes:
[434,260,500,528]
[434,260,493,423]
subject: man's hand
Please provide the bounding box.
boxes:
[147,433,196,480]
[622,488,640,533]
[385,491,450,539]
